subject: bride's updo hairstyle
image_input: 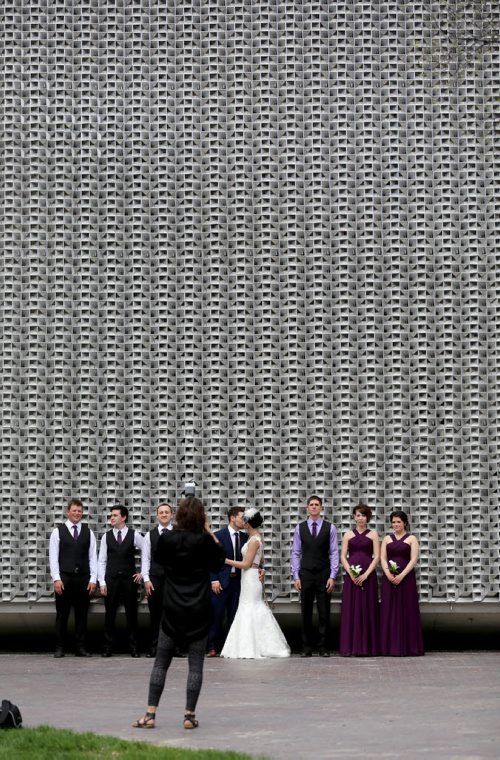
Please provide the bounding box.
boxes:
[243,507,263,529]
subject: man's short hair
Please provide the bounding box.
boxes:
[67,498,83,510]
[157,502,173,513]
[110,505,129,521]
[307,495,322,507]
[228,506,244,520]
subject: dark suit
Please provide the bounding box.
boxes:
[103,529,140,652]
[207,526,248,652]
[299,521,332,649]
[53,524,93,651]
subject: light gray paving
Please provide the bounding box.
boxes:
[1,653,499,759]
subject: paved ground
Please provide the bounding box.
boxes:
[1,652,499,759]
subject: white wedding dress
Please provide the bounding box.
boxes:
[220,536,290,659]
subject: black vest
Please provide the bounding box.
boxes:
[58,523,90,575]
[105,529,136,579]
[299,520,331,574]
[149,527,167,579]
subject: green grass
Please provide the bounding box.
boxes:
[0,726,261,760]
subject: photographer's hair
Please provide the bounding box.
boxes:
[111,505,128,521]
[176,496,206,533]
[390,509,409,530]
[228,506,244,520]
[245,511,263,529]
[352,503,373,522]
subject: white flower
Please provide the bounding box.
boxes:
[389,560,400,575]
[243,507,257,522]
[350,564,362,577]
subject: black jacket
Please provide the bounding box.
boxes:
[155,529,226,642]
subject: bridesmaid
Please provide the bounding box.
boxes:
[380,510,424,656]
[339,504,380,656]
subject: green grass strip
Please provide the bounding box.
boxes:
[0,726,264,760]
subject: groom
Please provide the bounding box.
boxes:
[207,507,248,656]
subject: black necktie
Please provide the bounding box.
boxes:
[234,532,242,562]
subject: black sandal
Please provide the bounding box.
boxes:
[183,712,199,729]
[132,711,156,729]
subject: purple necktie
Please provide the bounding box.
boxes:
[161,528,168,535]
[72,525,78,541]
[311,522,317,539]
[117,530,122,545]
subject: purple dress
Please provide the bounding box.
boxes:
[339,529,380,656]
[380,533,424,656]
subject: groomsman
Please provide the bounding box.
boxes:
[98,505,144,657]
[141,502,174,657]
[49,498,97,657]
[206,507,248,656]
[291,495,339,657]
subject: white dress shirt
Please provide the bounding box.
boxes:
[97,527,144,584]
[49,520,98,583]
[141,524,173,582]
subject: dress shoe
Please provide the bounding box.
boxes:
[146,647,157,658]
[206,649,218,658]
[75,649,91,657]
[300,648,312,658]
[130,649,140,658]
[101,649,112,658]
[319,649,330,658]
[54,648,65,658]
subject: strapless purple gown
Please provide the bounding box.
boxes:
[380,533,424,656]
[339,529,380,656]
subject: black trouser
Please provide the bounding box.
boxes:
[55,572,91,650]
[103,575,138,651]
[300,569,331,650]
[147,574,165,650]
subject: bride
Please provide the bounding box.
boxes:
[220,508,290,659]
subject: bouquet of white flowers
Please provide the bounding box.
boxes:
[350,564,364,590]
[388,560,400,576]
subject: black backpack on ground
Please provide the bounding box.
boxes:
[0,699,22,728]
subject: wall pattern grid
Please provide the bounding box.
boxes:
[0,1,498,605]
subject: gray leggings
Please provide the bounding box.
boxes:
[147,627,207,712]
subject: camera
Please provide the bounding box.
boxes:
[184,480,196,496]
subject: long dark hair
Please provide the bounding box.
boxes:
[175,496,206,533]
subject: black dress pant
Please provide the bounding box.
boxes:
[103,575,139,651]
[147,574,166,650]
[300,569,331,649]
[55,572,91,650]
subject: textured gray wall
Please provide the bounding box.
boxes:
[0,1,498,605]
